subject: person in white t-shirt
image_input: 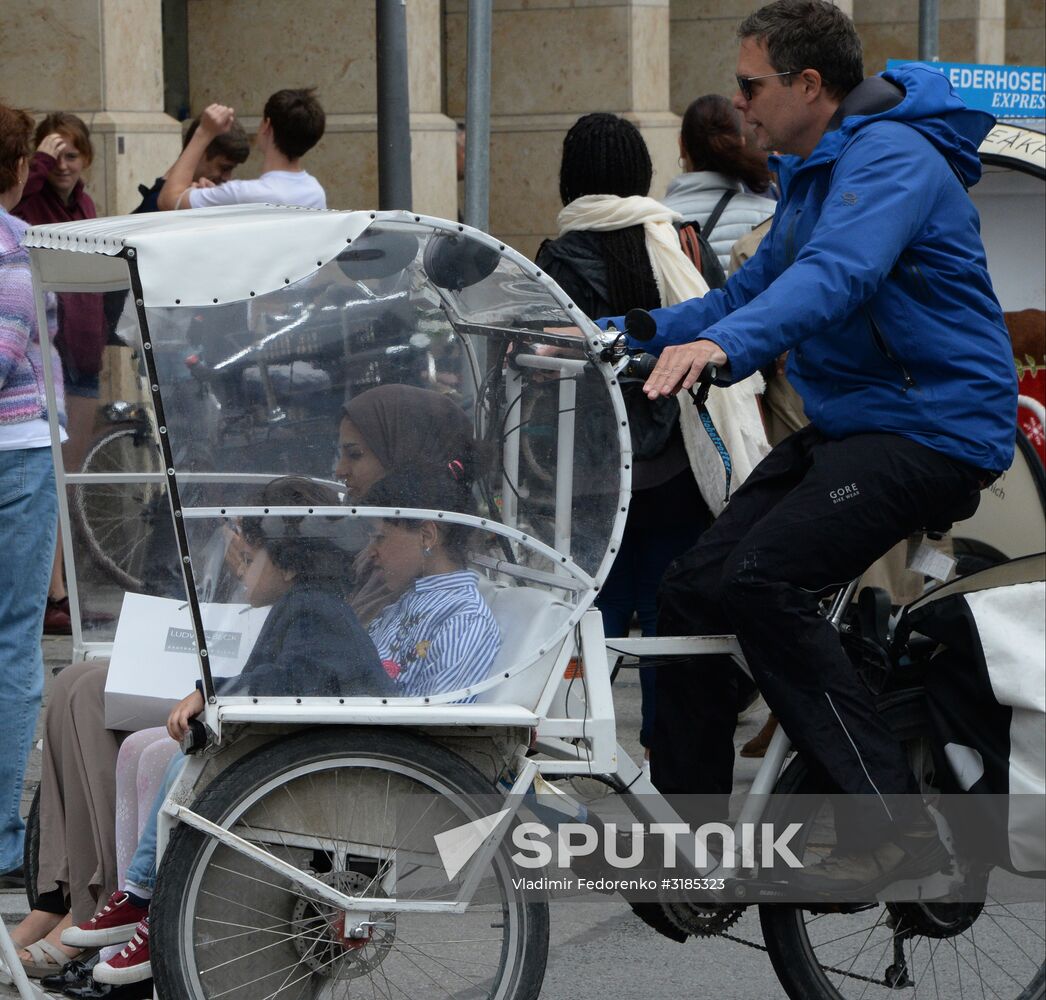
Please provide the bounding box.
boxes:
[158,88,327,211]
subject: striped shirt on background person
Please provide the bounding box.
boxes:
[367,570,501,701]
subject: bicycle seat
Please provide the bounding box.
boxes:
[923,490,981,540]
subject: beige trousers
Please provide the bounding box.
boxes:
[36,660,120,923]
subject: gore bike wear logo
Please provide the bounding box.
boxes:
[829,483,861,504]
[164,627,242,657]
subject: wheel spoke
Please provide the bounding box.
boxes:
[156,740,532,999]
[976,908,1041,969]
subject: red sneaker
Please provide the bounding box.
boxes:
[43,597,72,635]
[93,917,151,985]
[61,891,149,946]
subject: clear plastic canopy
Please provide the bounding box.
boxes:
[27,210,631,707]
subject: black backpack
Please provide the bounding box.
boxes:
[675,220,726,289]
[674,189,736,290]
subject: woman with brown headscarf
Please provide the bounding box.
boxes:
[337,384,478,622]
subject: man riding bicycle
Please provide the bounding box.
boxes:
[600,0,1017,891]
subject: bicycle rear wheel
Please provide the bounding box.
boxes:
[72,426,163,591]
[759,689,1045,1000]
[151,728,549,1000]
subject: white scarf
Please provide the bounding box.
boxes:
[558,194,769,516]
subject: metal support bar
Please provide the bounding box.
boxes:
[827,579,860,628]
[28,258,83,659]
[604,635,742,657]
[919,0,940,62]
[167,803,462,914]
[376,0,413,210]
[554,376,577,556]
[502,366,523,530]
[0,921,48,999]
[464,0,493,231]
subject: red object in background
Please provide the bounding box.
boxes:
[1016,363,1045,465]
[1007,308,1045,467]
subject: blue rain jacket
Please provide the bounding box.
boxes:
[611,65,1017,473]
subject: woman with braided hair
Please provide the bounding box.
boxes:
[535,113,757,773]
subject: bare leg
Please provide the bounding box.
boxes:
[8,910,64,950]
[48,535,66,603]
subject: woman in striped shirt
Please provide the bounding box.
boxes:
[364,467,501,701]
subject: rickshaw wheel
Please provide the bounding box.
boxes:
[22,785,40,912]
[151,727,549,1000]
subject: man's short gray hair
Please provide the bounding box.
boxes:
[739,0,864,100]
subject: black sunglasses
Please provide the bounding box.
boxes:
[736,70,795,101]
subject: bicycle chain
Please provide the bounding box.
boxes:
[658,900,893,985]
[718,930,891,988]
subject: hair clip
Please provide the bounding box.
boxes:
[447,459,464,481]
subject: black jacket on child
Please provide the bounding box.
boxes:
[210,584,395,698]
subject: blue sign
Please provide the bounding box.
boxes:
[886,60,1045,118]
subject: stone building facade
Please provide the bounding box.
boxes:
[1,1,1042,261]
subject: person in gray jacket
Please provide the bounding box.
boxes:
[663,94,777,270]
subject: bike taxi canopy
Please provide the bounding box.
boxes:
[24,207,631,718]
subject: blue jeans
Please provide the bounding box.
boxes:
[0,446,57,872]
[125,751,185,893]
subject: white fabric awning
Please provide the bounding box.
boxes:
[24,205,379,305]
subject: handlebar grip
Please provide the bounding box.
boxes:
[621,353,658,380]
[621,355,722,387]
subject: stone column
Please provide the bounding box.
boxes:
[185,0,457,219]
[1006,0,1046,65]
[856,0,1005,72]
[0,0,181,216]
[444,0,679,260]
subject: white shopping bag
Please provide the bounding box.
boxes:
[105,592,270,731]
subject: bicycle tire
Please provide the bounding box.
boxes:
[151,727,549,1000]
[759,688,1045,1000]
[72,426,163,591]
[21,785,40,912]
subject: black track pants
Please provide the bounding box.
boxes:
[651,426,983,839]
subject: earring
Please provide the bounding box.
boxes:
[423,546,432,556]
[678,156,686,170]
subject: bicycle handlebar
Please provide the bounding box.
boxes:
[598,309,724,395]
[619,352,719,389]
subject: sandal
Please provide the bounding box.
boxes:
[18,938,79,979]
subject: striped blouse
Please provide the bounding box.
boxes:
[367,570,501,700]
